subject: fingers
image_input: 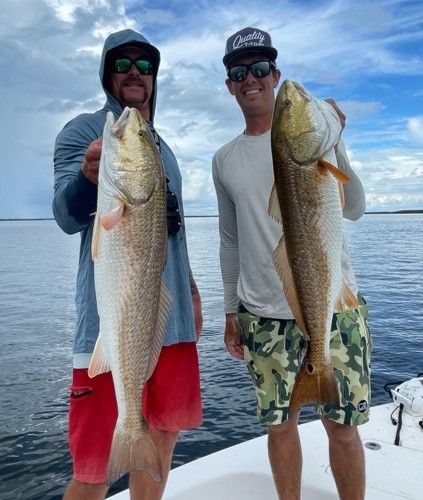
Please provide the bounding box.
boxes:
[224,315,244,360]
[227,342,244,360]
[81,137,103,185]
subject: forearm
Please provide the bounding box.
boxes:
[189,274,199,296]
[52,170,97,234]
[220,245,240,314]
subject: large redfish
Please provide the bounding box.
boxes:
[89,107,172,485]
[269,80,358,414]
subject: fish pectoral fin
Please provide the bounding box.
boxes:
[268,184,283,225]
[318,159,350,184]
[335,280,360,311]
[273,235,309,339]
[88,336,111,378]
[100,203,125,231]
[146,280,173,381]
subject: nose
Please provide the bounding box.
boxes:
[244,68,256,82]
[127,63,140,75]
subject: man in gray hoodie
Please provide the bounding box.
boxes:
[53,29,203,499]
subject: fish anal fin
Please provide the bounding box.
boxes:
[335,280,360,312]
[107,428,162,485]
[146,280,173,381]
[88,336,111,378]
[289,361,339,415]
[318,159,350,184]
[273,235,309,339]
[268,184,283,225]
[101,203,125,231]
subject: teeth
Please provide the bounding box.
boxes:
[245,89,260,95]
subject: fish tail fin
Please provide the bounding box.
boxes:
[107,428,162,486]
[289,361,339,415]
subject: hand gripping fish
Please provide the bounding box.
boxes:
[269,80,358,414]
[89,107,172,485]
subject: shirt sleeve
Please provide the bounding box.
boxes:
[212,153,240,314]
[52,116,99,235]
[336,139,366,221]
[318,100,366,222]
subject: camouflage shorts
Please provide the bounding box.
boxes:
[237,295,372,427]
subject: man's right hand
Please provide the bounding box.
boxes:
[224,313,244,360]
[81,137,103,185]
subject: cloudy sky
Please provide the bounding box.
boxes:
[1,0,422,218]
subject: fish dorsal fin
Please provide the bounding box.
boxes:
[100,203,125,231]
[318,159,350,184]
[87,335,111,377]
[335,280,360,312]
[268,184,283,225]
[146,280,173,381]
[273,234,309,340]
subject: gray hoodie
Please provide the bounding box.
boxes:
[53,29,196,368]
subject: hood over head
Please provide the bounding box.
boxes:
[99,29,161,122]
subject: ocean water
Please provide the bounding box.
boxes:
[0,214,422,499]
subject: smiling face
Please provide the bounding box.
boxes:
[108,47,155,120]
[226,52,281,120]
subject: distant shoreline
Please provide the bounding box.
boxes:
[0,210,422,221]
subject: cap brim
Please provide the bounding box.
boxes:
[223,46,278,66]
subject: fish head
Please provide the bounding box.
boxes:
[100,107,164,206]
[272,80,342,164]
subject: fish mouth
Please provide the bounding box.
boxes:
[292,81,312,101]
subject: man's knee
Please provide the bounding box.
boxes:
[322,417,360,444]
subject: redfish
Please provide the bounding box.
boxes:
[269,80,358,414]
[89,107,171,485]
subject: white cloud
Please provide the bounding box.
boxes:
[0,0,422,218]
[408,117,423,143]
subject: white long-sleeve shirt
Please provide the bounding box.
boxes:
[212,130,366,318]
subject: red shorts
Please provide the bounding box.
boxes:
[68,342,202,483]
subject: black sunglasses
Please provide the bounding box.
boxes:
[227,60,276,82]
[111,58,154,75]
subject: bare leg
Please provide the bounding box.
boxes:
[321,417,365,500]
[267,413,302,500]
[129,429,179,500]
[62,480,108,500]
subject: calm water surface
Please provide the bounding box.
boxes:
[0,215,422,499]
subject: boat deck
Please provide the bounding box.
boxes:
[110,402,423,499]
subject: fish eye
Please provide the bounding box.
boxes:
[137,130,144,138]
[283,99,291,108]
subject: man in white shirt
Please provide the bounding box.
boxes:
[212,26,371,500]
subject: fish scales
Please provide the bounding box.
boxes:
[89,107,172,485]
[270,80,357,414]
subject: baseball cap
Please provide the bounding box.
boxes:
[223,27,278,67]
